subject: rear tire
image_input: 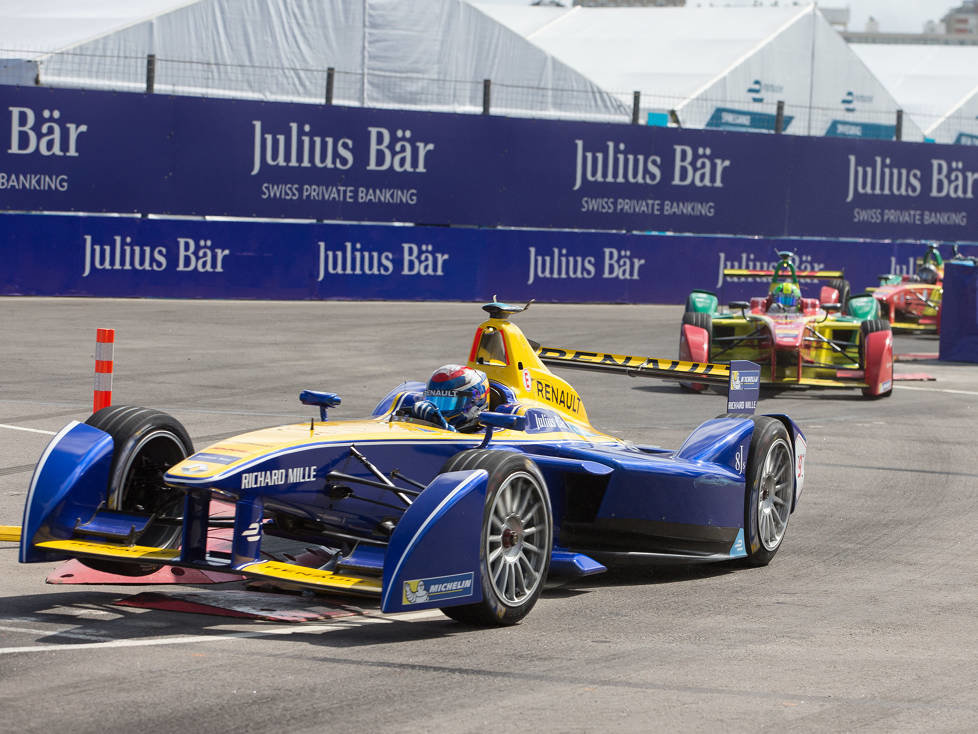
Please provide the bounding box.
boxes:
[743,418,794,566]
[437,449,552,626]
[82,406,193,575]
[828,278,851,313]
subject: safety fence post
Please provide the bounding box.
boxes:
[895,109,903,141]
[482,79,491,115]
[93,328,115,412]
[775,100,785,134]
[146,54,156,94]
[325,67,335,105]
[632,91,641,124]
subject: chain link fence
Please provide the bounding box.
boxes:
[3,46,978,142]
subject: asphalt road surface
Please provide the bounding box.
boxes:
[2,298,977,732]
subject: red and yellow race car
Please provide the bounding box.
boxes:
[870,244,945,334]
[680,251,893,398]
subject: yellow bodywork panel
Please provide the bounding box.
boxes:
[0,525,21,542]
[890,321,937,332]
[723,268,844,279]
[469,318,592,424]
[36,538,180,562]
[240,560,382,595]
[536,348,730,385]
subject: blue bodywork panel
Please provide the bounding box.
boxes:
[20,421,113,563]
[381,470,488,613]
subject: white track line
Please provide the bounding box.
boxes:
[897,385,978,397]
[0,609,444,655]
[0,625,114,642]
[0,424,57,435]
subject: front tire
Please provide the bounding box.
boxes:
[437,449,552,626]
[679,311,712,393]
[859,319,893,398]
[743,418,794,566]
[83,406,194,575]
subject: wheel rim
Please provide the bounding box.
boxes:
[756,437,793,551]
[485,470,549,607]
[111,430,188,547]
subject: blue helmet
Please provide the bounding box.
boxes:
[424,364,489,429]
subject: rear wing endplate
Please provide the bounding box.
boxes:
[536,347,759,414]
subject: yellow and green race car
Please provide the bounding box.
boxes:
[680,251,893,398]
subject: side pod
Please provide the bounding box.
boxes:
[20,422,113,563]
[381,469,488,614]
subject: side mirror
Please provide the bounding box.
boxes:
[478,412,527,432]
[300,390,342,421]
[822,302,841,313]
[728,301,750,311]
[477,411,527,448]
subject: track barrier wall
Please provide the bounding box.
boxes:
[2,84,978,305]
[1,85,978,240]
[940,262,978,363]
[4,212,975,304]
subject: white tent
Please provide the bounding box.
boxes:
[851,43,978,145]
[474,2,924,139]
[0,0,922,139]
[0,0,627,120]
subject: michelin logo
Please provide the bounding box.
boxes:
[403,572,474,605]
[731,370,760,391]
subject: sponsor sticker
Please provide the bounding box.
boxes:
[192,452,239,465]
[728,360,760,414]
[180,463,210,474]
[402,572,474,605]
[734,443,747,474]
[795,435,807,498]
[729,528,747,557]
[525,408,566,434]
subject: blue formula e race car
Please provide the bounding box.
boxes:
[19,301,806,626]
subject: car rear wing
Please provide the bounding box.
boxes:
[535,346,759,414]
[722,268,844,280]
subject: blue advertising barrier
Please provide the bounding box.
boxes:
[4,213,976,304]
[2,85,978,242]
[939,261,978,363]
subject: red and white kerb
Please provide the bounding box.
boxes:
[93,328,115,412]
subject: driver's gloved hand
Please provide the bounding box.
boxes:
[412,400,453,430]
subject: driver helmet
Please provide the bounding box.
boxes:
[424,364,489,429]
[916,264,939,284]
[771,281,801,310]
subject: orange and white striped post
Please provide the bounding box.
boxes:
[93,328,115,412]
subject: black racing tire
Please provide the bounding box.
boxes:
[828,278,851,313]
[859,319,893,398]
[83,406,194,575]
[437,449,552,626]
[743,417,794,567]
[859,318,891,341]
[682,309,712,333]
[680,311,712,392]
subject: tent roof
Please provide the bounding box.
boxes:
[0,0,194,59]
[471,3,811,98]
[851,43,978,133]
